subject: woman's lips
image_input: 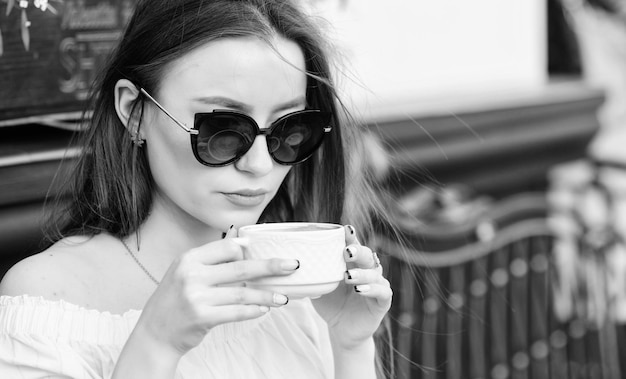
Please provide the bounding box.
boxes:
[222,190,267,207]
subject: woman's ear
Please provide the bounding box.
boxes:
[115,79,145,144]
[114,79,140,127]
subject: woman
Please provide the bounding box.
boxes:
[0,1,393,378]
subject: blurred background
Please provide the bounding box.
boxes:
[1,0,626,378]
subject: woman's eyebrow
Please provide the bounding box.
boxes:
[192,96,307,113]
[274,96,307,112]
[192,96,251,112]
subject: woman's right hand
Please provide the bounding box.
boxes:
[133,234,298,357]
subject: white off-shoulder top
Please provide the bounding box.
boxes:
[0,295,333,378]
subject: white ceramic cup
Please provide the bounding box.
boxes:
[238,222,346,299]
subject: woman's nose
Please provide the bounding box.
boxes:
[234,135,274,176]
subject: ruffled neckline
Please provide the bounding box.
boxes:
[0,294,142,318]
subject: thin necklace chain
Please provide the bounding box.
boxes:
[120,239,161,285]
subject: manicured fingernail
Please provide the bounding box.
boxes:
[355,284,370,293]
[259,305,270,313]
[345,246,356,259]
[345,270,354,280]
[281,259,300,271]
[273,293,289,305]
[222,225,234,239]
[347,225,356,235]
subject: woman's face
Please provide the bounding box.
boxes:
[142,36,306,234]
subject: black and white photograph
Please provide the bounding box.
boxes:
[1,1,625,378]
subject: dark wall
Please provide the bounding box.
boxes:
[370,82,603,200]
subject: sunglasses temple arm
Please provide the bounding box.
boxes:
[139,88,199,135]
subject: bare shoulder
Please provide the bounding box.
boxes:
[0,234,116,303]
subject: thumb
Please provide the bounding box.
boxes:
[222,225,249,248]
[222,225,237,239]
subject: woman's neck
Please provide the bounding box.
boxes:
[135,195,224,262]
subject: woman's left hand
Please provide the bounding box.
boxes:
[311,225,392,349]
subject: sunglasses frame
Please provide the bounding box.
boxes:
[139,88,332,167]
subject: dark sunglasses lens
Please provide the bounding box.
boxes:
[196,114,254,165]
[271,112,328,164]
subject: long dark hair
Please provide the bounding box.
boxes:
[46,1,394,376]
[47,0,352,239]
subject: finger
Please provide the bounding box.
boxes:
[202,304,272,325]
[344,268,384,285]
[205,258,300,285]
[344,243,379,269]
[205,286,290,307]
[344,224,360,246]
[353,280,393,308]
[185,238,250,266]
